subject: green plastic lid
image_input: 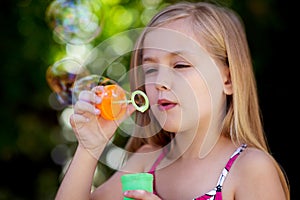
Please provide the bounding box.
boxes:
[121,173,153,200]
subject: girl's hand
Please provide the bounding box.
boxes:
[70,86,135,159]
[123,190,161,200]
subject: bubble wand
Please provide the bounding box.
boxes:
[90,78,149,120]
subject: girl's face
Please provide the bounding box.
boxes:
[141,20,230,134]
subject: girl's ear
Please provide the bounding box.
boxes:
[222,67,233,95]
[223,78,233,95]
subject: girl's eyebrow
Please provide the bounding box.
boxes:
[142,56,157,63]
[142,50,190,63]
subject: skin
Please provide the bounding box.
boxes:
[55,19,286,200]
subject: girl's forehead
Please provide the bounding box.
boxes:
[142,27,214,66]
[142,27,207,58]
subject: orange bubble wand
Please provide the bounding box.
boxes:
[95,84,149,120]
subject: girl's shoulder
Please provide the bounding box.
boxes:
[229,146,285,199]
[235,146,277,174]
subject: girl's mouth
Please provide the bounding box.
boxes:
[157,99,177,111]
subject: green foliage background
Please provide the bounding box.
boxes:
[0,0,295,199]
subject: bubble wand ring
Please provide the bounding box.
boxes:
[112,90,149,112]
[130,90,149,113]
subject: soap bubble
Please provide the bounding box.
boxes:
[46,57,89,106]
[46,0,103,45]
[72,74,117,101]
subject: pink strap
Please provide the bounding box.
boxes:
[147,148,167,196]
[149,149,166,172]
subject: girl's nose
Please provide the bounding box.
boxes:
[155,67,172,90]
[156,83,170,90]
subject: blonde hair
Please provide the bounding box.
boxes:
[126,1,290,199]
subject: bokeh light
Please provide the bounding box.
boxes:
[51,144,70,165]
[105,145,126,169]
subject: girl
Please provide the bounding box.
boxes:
[55,1,290,200]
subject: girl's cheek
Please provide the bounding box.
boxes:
[145,88,156,105]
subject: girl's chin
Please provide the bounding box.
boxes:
[159,121,181,132]
[150,106,185,131]
[162,127,178,133]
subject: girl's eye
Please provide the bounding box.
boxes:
[174,64,191,69]
[143,64,158,74]
[144,68,157,74]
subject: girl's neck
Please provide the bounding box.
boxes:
[168,121,224,160]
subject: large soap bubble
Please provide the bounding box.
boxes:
[46,0,103,45]
[46,57,89,106]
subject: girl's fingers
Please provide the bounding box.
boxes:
[123,190,161,200]
[70,113,90,125]
[74,100,100,116]
[91,85,104,93]
[78,90,102,104]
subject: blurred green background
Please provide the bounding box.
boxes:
[0,0,296,199]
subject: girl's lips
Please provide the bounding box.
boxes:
[157,99,177,111]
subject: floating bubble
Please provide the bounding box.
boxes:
[72,74,114,101]
[46,0,103,45]
[46,57,89,106]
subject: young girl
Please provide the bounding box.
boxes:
[55,1,290,200]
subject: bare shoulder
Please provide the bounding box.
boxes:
[237,147,275,170]
[230,147,286,199]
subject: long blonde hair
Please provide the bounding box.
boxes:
[126,1,290,199]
